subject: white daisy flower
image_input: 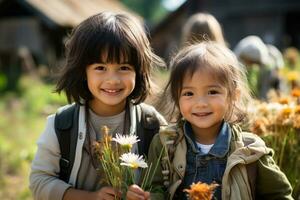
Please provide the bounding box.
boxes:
[120,152,148,169]
[112,134,140,149]
[267,102,283,113]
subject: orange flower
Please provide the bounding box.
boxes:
[184,182,219,200]
[276,107,293,126]
[282,107,292,116]
[295,105,300,115]
[251,118,269,136]
[291,88,300,98]
[279,97,290,105]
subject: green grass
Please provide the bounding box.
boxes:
[0,75,67,200]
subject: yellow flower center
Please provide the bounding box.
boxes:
[130,162,139,169]
[122,144,132,149]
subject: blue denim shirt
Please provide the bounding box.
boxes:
[177,121,231,200]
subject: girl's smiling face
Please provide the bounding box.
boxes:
[86,62,136,116]
[179,68,229,143]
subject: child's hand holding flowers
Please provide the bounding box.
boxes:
[93,126,157,200]
[126,185,151,200]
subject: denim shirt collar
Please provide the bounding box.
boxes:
[183,121,231,157]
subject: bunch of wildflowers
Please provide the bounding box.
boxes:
[93,126,161,199]
[248,89,300,194]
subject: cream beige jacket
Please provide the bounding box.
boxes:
[147,123,293,200]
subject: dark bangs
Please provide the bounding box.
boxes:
[84,30,138,66]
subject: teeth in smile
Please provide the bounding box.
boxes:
[104,89,120,93]
[195,113,210,116]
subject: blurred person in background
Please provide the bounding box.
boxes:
[181,12,226,46]
[267,44,284,70]
[266,44,285,96]
[234,35,281,99]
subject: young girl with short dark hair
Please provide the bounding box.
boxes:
[30,11,167,200]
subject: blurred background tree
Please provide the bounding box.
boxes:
[121,0,167,26]
[121,0,186,26]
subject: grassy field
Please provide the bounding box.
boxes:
[0,75,67,200]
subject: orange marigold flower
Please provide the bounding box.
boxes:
[279,97,290,105]
[251,118,269,136]
[276,108,293,127]
[281,107,292,116]
[291,88,300,98]
[184,182,219,200]
[295,105,300,114]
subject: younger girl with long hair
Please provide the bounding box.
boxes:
[147,42,292,200]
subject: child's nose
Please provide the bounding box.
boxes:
[106,73,121,84]
[195,96,208,107]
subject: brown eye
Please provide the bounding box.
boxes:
[95,65,106,71]
[120,65,134,71]
[182,91,193,96]
[208,90,219,95]
[120,66,130,70]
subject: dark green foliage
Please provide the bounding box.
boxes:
[121,0,168,25]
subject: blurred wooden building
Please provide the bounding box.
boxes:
[151,0,300,62]
[0,0,138,72]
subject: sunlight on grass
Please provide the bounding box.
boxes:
[0,75,67,200]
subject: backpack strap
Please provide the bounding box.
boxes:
[135,104,161,157]
[54,103,80,183]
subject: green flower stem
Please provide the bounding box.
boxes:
[142,147,165,191]
[278,131,288,168]
[141,163,152,190]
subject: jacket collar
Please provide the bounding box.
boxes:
[183,121,231,158]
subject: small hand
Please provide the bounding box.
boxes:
[93,186,122,200]
[126,184,151,200]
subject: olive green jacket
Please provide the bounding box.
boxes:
[147,123,293,200]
